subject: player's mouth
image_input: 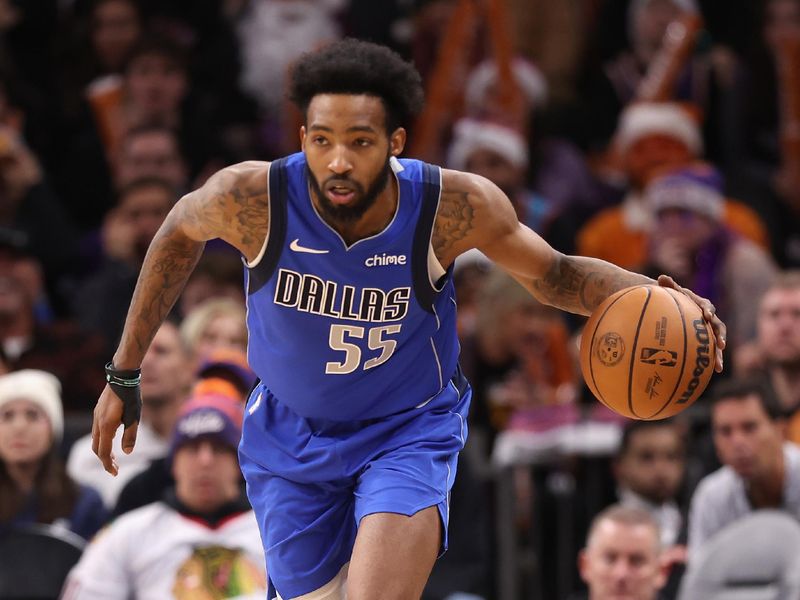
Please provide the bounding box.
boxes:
[325,182,357,205]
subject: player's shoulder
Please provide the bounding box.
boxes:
[438,168,505,218]
[440,167,493,197]
[216,160,271,186]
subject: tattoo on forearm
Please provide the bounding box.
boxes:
[118,225,204,360]
[432,191,476,260]
[531,255,651,314]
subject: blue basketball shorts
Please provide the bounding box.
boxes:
[238,369,471,599]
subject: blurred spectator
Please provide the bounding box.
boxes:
[0,87,82,303]
[58,0,143,123]
[178,248,246,319]
[180,297,248,364]
[71,176,177,353]
[193,348,256,401]
[578,0,732,158]
[575,504,667,600]
[614,420,688,598]
[0,233,105,413]
[447,119,555,234]
[59,34,220,229]
[643,165,777,353]
[455,57,608,242]
[460,269,575,447]
[615,421,686,548]
[68,320,192,508]
[687,378,800,557]
[112,124,188,192]
[227,0,341,155]
[0,370,107,540]
[63,395,267,599]
[463,57,548,131]
[727,0,800,268]
[577,103,768,271]
[113,349,254,518]
[736,272,800,440]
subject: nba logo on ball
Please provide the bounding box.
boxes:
[579,285,716,420]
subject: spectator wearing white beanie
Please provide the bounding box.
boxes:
[0,369,63,442]
[0,369,109,540]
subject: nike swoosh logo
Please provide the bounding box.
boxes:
[289,239,329,254]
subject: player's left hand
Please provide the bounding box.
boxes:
[657,274,726,372]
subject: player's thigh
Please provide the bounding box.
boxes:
[241,460,356,599]
[347,507,440,600]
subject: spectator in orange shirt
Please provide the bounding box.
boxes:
[577,102,768,271]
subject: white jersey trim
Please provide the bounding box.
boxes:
[426,167,447,291]
[245,162,272,268]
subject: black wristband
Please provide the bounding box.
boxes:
[104,362,142,428]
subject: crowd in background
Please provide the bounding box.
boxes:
[1,0,800,598]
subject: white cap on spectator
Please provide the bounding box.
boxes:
[0,370,63,441]
[465,57,549,113]
[447,118,529,171]
[615,102,703,156]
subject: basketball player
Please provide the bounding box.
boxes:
[92,40,726,599]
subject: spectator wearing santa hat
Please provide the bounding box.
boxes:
[0,370,108,540]
[576,102,768,271]
[576,0,738,157]
[643,163,778,353]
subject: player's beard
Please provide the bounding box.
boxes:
[307,156,392,224]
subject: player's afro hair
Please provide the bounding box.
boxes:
[289,38,425,132]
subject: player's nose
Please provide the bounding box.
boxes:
[328,146,353,174]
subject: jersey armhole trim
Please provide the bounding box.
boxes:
[412,163,448,313]
[246,158,288,295]
[245,162,272,268]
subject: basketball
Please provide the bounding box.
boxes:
[579,285,716,420]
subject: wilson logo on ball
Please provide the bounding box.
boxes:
[676,319,712,404]
[595,332,625,366]
[640,348,678,367]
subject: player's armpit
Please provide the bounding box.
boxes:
[177,160,270,262]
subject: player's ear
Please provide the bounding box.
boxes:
[390,127,406,157]
[300,126,307,150]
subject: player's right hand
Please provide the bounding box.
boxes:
[92,385,139,476]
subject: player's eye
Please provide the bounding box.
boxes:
[313,136,329,145]
[354,138,372,147]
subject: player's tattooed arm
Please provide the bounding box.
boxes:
[521,254,653,315]
[447,169,653,316]
[113,161,270,368]
[434,170,509,268]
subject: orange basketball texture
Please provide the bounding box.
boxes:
[579,285,716,420]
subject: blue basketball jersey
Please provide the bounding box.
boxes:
[244,152,459,421]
